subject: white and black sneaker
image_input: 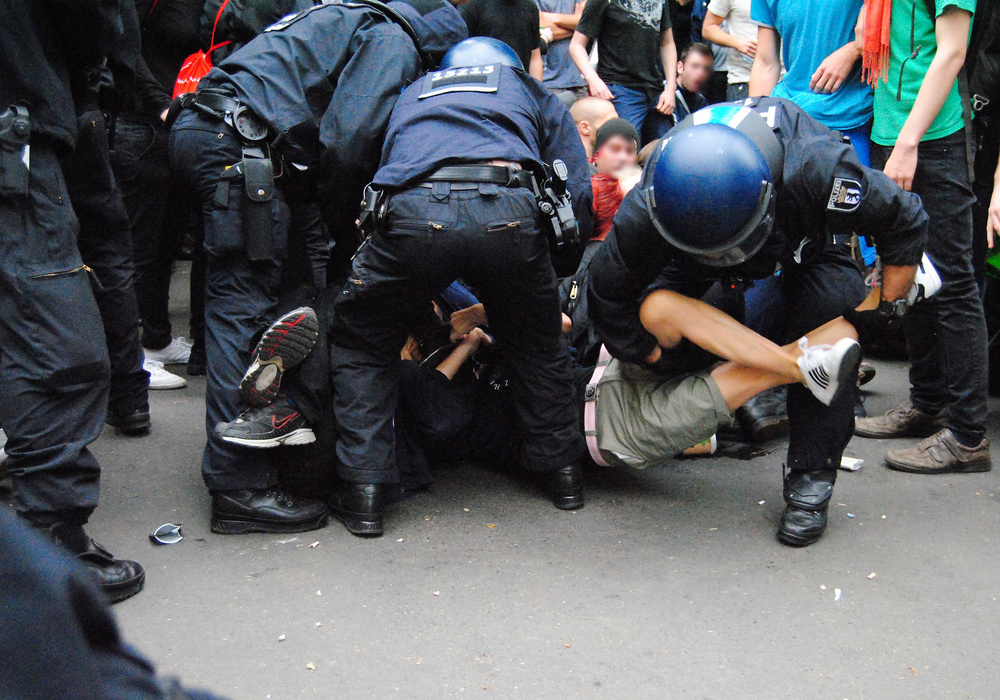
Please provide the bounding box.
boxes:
[216,397,316,448]
[797,337,862,407]
[239,307,319,408]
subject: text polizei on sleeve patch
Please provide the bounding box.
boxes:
[419,64,502,99]
[827,177,862,212]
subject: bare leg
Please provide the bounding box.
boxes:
[711,318,858,411]
[640,289,805,383]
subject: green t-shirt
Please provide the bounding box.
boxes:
[872,0,976,146]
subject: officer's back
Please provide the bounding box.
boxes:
[375,63,590,204]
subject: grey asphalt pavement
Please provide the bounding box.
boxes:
[8,266,1000,699]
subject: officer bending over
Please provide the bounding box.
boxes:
[327,38,592,537]
[169,0,466,535]
[588,99,928,546]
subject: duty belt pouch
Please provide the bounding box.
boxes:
[242,154,275,261]
[0,106,30,198]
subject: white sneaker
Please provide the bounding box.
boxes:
[144,359,187,390]
[0,429,7,468]
[144,337,193,365]
[797,337,862,406]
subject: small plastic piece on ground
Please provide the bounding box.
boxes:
[149,523,183,545]
[834,588,842,601]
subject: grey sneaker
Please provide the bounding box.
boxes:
[854,402,946,439]
[885,429,991,474]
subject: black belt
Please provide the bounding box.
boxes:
[419,165,536,190]
[189,90,240,118]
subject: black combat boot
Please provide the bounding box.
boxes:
[328,482,387,537]
[211,487,328,534]
[547,464,584,510]
[736,386,789,442]
[47,522,145,603]
[106,405,152,437]
[777,467,837,547]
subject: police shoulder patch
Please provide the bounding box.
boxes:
[419,64,502,99]
[827,177,862,213]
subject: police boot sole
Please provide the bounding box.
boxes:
[102,570,146,604]
[747,416,790,442]
[777,527,823,547]
[884,456,992,474]
[552,493,585,510]
[210,512,328,535]
[114,415,152,437]
[330,509,384,537]
[221,428,317,449]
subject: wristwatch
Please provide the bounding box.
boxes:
[878,298,908,318]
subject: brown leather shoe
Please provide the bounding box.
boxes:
[854,402,945,439]
[885,429,992,474]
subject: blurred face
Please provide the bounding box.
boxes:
[593,134,638,175]
[678,52,713,94]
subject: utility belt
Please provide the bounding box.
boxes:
[0,105,31,198]
[359,160,580,252]
[171,90,278,262]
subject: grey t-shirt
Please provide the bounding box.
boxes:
[537,0,587,89]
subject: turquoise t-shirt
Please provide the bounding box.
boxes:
[751,0,873,131]
[871,0,976,146]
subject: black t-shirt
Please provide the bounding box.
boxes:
[460,0,541,72]
[577,0,672,91]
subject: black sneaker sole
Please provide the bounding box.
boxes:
[831,342,863,407]
[240,308,319,408]
[210,511,329,535]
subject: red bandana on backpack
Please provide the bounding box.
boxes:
[173,0,233,99]
[861,0,894,86]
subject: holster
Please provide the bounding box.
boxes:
[241,150,275,262]
[357,184,388,237]
[0,105,30,198]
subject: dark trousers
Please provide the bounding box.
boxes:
[116,118,204,351]
[0,142,109,526]
[169,110,288,491]
[662,243,866,473]
[62,109,149,417]
[873,131,989,440]
[330,185,586,484]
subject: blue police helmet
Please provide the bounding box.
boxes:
[644,105,782,268]
[439,37,524,71]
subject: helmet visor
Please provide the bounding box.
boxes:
[648,181,776,268]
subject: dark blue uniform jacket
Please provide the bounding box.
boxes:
[200,1,466,168]
[373,64,592,221]
[588,97,929,366]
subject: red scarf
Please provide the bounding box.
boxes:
[861,0,894,86]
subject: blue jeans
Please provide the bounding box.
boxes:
[609,84,658,139]
[873,130,989,440]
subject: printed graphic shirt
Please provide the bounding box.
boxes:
[577,0,673,91]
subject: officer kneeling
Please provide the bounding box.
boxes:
[588,99,928,546]
[328,38,592,537]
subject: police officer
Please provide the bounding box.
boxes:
[587,98,928,546]
[0,0,144,600]
[327,38,592,537]
[169,0,467,534]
